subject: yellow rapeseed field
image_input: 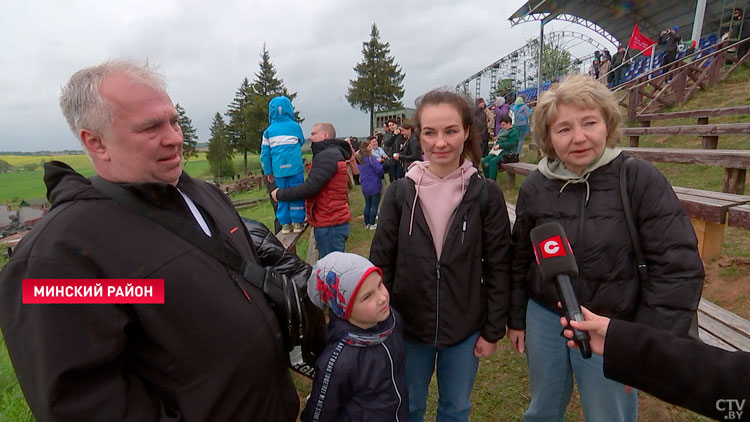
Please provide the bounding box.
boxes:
[0,154,92,169]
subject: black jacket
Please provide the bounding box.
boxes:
[397,134,421,171]
[277,138,352,228]
[276,138,351,203]
[0,161,301,422]
[384,132,399,156]
[473,106,489,135]
[509,154,704,336]
[604,319,750,420]
[301,309,408,422]
[370,175,512,347]
[659,30,681,53]
[612,51,626,68]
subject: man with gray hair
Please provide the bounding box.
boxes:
[0,59,300,421]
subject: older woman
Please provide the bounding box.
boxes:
[508,74,704,422]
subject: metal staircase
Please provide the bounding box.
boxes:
[719,0,747,42]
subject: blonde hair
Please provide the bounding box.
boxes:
[531,74,622,160]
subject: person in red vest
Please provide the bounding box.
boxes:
[272,123,352,257]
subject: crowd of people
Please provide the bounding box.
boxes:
[0,58,747,422]
[588,45,629,87]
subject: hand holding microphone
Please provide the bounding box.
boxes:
[530,222,592,359]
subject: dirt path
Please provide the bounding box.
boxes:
[702,257,750,319]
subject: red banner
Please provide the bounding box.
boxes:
[23,279,165,304]
[628,23,656,56]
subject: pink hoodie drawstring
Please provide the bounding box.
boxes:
[461,167,466,198]
[408,165,470,236]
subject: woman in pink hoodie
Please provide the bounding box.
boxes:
[370,89,513,422]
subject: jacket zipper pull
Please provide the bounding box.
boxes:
[436,262,441,280]
[229,272,253,303]
[461,216,467,244]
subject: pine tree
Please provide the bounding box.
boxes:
[346,23,405,133]
[252,44,284,98]
[225,78,254,174]
[206,112,234,179]
[176,103,199,163]
[248,44,302,144]
[226,45,301,174]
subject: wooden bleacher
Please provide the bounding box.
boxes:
[697,300,750,352]
[618,147,750,168]
[671,187,750,259]
[617,38,750,120]
[635,105,750,126]
[619,105,750,195]
[618,146,749,195]
[621,122,750,149]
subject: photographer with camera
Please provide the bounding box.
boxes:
[0,59,320,422]
[658,26,682,75]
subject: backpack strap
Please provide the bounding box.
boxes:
[393,178,405,218]
[620,158,648,281]
[620,156,700,339]
[478,177,489,221]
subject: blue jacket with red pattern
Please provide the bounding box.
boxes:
[301,309,407,422]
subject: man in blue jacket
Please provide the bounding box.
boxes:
[261,96,306,234]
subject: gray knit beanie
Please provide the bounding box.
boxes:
[307,252,383,320]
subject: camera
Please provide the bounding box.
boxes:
[242,259,326,378]
[255,266,304,351]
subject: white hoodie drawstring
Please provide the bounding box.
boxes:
[558,172,592,206]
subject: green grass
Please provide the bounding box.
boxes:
[0,153,263,205]
[229,185,273,202]
[0,166,95,204]
[719,266,742,278]
[723,227,750,257]
[0,245,33,420]
[0,336,33,422]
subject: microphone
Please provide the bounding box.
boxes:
[530,222,592,359]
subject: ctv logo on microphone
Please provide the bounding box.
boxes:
[539,235,567,258]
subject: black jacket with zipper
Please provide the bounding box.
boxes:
[370,174,512,348]
[301,309,407,422]
[0,161,301,422]
[509,154,704,336]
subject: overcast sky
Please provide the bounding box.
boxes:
[0,0,613,152]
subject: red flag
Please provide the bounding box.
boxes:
[628,23,656,56]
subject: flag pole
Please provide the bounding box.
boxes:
[648,43,657,74]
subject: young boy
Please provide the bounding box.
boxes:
[302,252,407,422]
[261,95,306,234]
